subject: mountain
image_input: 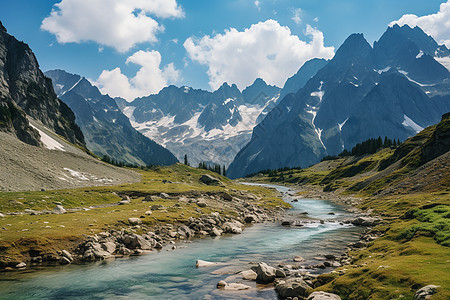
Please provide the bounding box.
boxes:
[45,69,178,166]
[228,24,450,178]
[0,21,84,147]
[120,78,281,167]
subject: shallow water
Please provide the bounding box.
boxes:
[0,184,363,299]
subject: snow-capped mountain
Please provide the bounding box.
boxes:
[228,24,450,178]
[120,79,281,167]
[45,69,178,166]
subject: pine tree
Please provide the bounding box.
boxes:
[223,165,226,177]
[184,154,189,166]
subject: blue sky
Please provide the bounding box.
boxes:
[0,0,448,100]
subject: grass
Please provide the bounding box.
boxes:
[0,163,288,266]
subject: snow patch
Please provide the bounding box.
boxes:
[310,81,325,103]
[338,118,348,131]
[416,50,424,59]
[375,67,391,74]
[29,124,65,151]
[183,86,190,93]
[122,106,136,120]
[61,78,82,96]
[223,98,234,105]
[306,109,326,150]
[398,69,434,87]
[402,115,423,133]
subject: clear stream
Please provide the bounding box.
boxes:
[0,184,363,299]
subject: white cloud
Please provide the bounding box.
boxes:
[183,19,334,90]
[390,0,450,48]
[96,50,180,101]
[292,8,302,25]
[255,0,261,11]
[41,0,184,52]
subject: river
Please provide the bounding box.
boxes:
[0,184,363,299]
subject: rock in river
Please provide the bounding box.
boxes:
[275,278,309,299]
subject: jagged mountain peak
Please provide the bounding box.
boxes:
[333,33,372,61]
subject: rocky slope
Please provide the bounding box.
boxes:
[228,24,450,178]
[0,21,84,147]
[45,69,178,166]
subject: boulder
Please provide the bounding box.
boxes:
[150,205,164,210]
[122,234,152,250]
[53,205,66,214]
[351,217,380,227]
[222,221,243,234]
[413,285,440,300]
[293,256,304,262]
[101,242,116,253]
[178,225,194,238]
[224,283,252,291]
[255,262,276,283]
[59,257,71,265]
[142,195,154,202]
[200,174,221,185]
[210,227,223,236]
[241,269,257,280]
[145,211,153,215]
[197,202,207,208]
[160,193,170,199]
[217,280,227,288]
[307,291,342,300]
[221,193,233,201]
[196,260,218,267]
[244,214,257,223]
[15,262,26,268]
[0,213,4,218]
[128,218,142,225]
[119,196,131,205]
[275,278,309,299]
[61,250,73,261]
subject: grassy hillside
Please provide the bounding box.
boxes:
[249,114,450,299]
[0,164,289,267]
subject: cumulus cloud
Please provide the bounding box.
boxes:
[96,50,180,101]
[41,0,184,52]
[390,0,450,48]
[292,8,302,25]
[183,20,334,90]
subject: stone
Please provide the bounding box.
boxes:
[224,283,252,291]
[101,242,116,253]
[59,257,71,265]
[413,285,440,300]
[255,262,277,283]
[222,221,243,234]
[178,225,194,238]
[150,205,164,210]
[122,234,152,250]
[128,218,142,225]
[61,250,73,261]
[145,211,152,215]
[200,174,221,185]
[241,269,257,280]
[160,193,170,199]
[210,227,223,236]
[142,195,154,202]
[244,214,257,223]
[197,202,207,208]
[154,242,163,249]
[0,213,4,218]
[324,254,336,260]
[281,221,292,226]
[221,192,233,201]
[217,280,227,288]
[275,278,309,299]
[53,205,66,214]
[119,196,131,204]
[293,256,304,262]
[306,291,342,300]
[351,217,380,227]
[15,262,26,268]
[196,260,218,267]
[275,269,287,278]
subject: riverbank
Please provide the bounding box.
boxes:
[0,184,367,299]
[0,164,290,270]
